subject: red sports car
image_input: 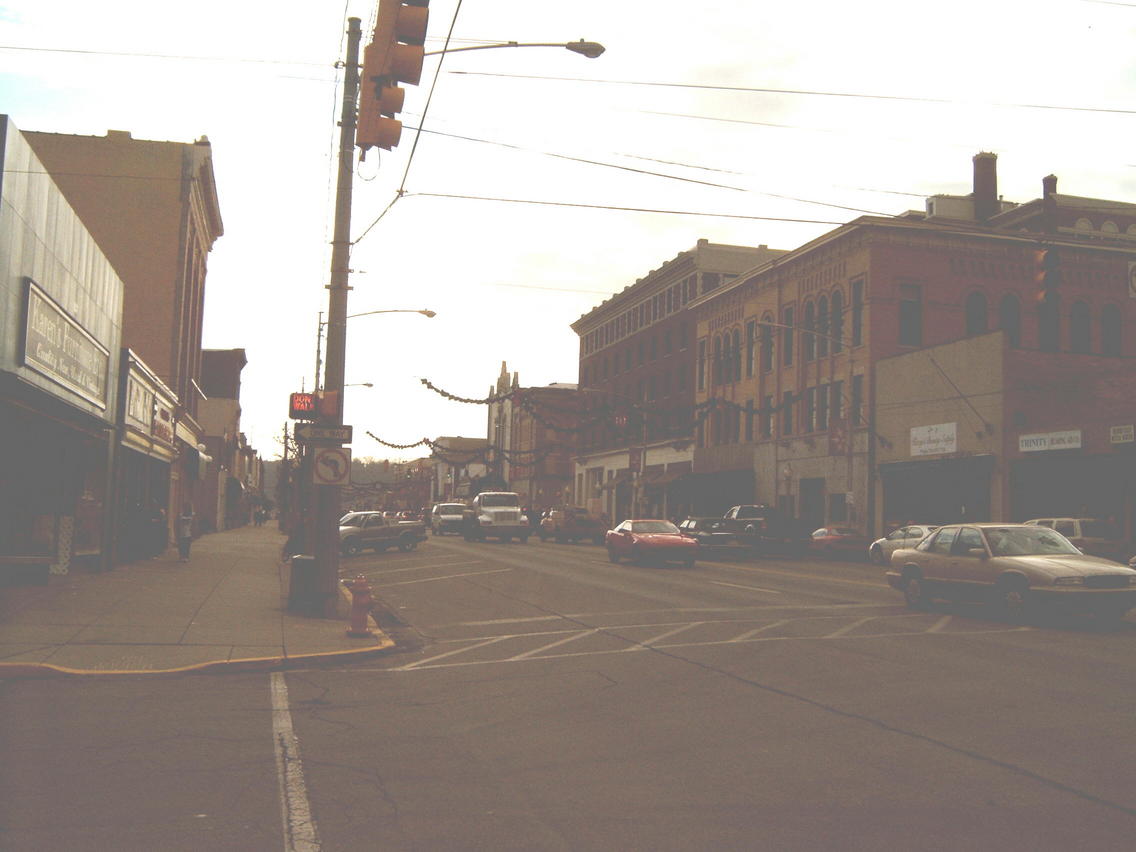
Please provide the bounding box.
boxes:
[808,526,872,560]
[605,519,698,567]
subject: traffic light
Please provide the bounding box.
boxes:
[316,390,342,422]
[1034,246,1061,305]
[357,0,430,155]
[289,392,317,420]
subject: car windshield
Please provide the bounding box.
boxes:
[479,494,520,507]
[437,505,465,513]
[340,514,365,528]
[982,527,1081,557]
[632,521,679,534]
[1082,520,1120,538]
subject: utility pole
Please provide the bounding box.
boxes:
[312,16,362,616]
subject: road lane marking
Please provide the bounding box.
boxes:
[373,568,512,587]
[624,622,703,651]
[509,629,600,660]
[366,561,486,577]
[927,615,954,633]
[396,636,511,670]
[458,616,563,626]
[730,620,790,641]
[710,580,783,595]
[270,672,320,852]
[823,616,877,638]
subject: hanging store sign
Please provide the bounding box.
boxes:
[910,422,957,457]
[22,279,109,408]
[1019,430,1082,452]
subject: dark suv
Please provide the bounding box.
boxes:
[538,507,610,544]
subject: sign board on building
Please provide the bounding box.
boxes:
[1110,424,1134,445]
[911,422,957,457]
[22,279,109,408]
[1019,430,1082,452]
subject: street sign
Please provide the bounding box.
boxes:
[313,447,352,486]
[295,423,353,443]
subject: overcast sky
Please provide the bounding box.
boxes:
[3,0,1134,461]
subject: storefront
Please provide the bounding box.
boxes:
[878,454,995,527]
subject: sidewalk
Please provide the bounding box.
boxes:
[0,524,393,678]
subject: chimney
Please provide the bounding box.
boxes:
[1042,174,1058,233]
[973,152,998,221]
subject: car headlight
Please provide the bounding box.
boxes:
[1128,575,1136,587]
[1053,577,1085,586]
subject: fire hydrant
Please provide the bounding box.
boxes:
[345,575,375,638]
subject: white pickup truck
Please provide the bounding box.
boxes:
[462,492,531,542]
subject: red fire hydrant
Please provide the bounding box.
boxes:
[345,575,375,638]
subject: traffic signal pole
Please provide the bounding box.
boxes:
[313,16,363,616]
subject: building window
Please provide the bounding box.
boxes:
[625,349,632,372]
[745,399,754,442]
[732,328,742,382]
[760,316,774,372]
[999,294,1021,348]
[831,290,844,353]
[803,301,816,362]
[697,339,706,390]
[760,394,773,438]
[663,329,673,356]
[712,335,722,385]
[898,283,922,346]
[965,291,988,337]
[781,391,794,435]
[1038,297,1060,353]
[782,306,794,367]
[817,296,830,357]
[851,279,864,346]
[804,387,816,433]
[818,382,830,431]
[745,320,756,378]
[1069,301,1091,354]
[650,335,658,361]
[680,321,689,349]
[1102,304,1122,356]
[851,374,863,425]
[677,364,687,392]
[830,380,844,423]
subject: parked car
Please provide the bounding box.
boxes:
[886,523,1136,621]
[606,519,698,567]
[808,527,873,560]
[538,506,609,544]
[429,502,467,536]
[339,511,427,555]
[719,504,809,554]
[676,517,738,551]
[869,524,938,564]
[1022,517,1128,562]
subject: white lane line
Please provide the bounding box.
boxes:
[374,568,512,587]
[396,636,511,670]
[624,622,703,651]
[270,672,320,852]
[823,616,877,638]
[367,561,486,577]
[458,615,563,627]
[927,615,954,633]
[730,620,790,641]
[509,629,600,660]
[710,580,783,595]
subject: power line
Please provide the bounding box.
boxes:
[0,43,329,67]
[447,71,1136,116]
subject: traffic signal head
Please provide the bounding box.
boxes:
[1033,247,1060,304]
[357,0,430,155]
[289,392,317,420]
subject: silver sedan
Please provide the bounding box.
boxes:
[869,524,937,564]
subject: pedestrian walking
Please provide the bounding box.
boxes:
[176,504,195,562]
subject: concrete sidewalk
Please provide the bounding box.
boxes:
[0,524,393,678]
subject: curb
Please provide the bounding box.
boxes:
[0,584,394,680]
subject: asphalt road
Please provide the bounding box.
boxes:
[4,537,1135,851]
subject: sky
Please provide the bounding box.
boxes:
[2,0,1134,462]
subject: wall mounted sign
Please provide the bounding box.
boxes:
[1019,430,1082,452]
[22,279,109,408]
[911,422,957,457]
[1110,424,1134,445]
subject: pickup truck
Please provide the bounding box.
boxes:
[339,511,427,555]
[719,505,809,555]
[462,492,531,542]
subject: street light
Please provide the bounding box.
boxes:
[424,39,605,59]
[314,308,436,391]
[345,382,374,388]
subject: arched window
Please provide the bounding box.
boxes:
[803,301,816,361]
[817,296,830,357]
[1038,296,1060,353]
[1069,301,1091,354]
[830,290,844,353]
[999,294,1021,348]
[965,291,988,336]
[1102,304,1122,356]
[732,328,742,382]
[712,335,722,385]
[760,316,774,372]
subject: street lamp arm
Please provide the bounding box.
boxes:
[345,308,436,320]
[424,40,604,59]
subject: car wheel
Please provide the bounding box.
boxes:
[684,559,695,569]
[518,535,529,544]
[342,538,361,557]
[607,548,620,563]
[630,546,643,565]
[903,571,930,610]
[996,576,1031,621]
[398,539,416,552]
[870,545,885,565]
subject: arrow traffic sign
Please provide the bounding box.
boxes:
[294,424,353,443]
